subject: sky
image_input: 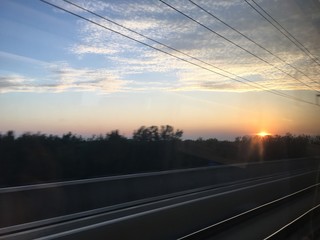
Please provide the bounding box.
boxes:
[0,0,320,140]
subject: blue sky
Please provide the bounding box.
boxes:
[0,0,319,139]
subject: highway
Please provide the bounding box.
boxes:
[1,157,319,239]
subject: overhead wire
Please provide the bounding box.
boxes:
[245,0,320,67]
[39,0,320,107]
[61,0,320,105]
[61,0,302,101]
[37,0,273,93]
[187,0,320,87]
[39,0,268,92]
[159,0,320,93]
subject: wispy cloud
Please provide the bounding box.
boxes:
[47,62,128,92]
[2,0,319,94]
[61,0,320,93]
[70,45,119,55]
[0,52,128,93]
[0,75,34,93]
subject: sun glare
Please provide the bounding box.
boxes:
[257,131,270,137]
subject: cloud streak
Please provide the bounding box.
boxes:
[1,0,319,94]
[61,0,319,92]
[0,52,128,93]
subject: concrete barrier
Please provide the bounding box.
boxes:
[0,157,318,227]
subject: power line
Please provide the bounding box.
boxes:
[187,0,320,88]
[41,0,319,106]
[251,0,320,67]
[245,0,320,67]
[61,0,302,101]
[61,0,320,105]
[39,0,319,107]
[159,0,320,93]
[38,0,268,93]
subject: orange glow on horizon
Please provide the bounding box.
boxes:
[257,131,271,137]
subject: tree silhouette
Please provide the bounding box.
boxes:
[133,125,183,141]
[160,125,183,141]
[106,130,127,142]
[0,129,317,187]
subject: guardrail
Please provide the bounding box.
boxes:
[1,157,319,239]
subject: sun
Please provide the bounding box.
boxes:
[257,131,270,137]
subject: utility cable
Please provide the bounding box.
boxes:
[61,0,302,100]
[245,0,320,67]
[187,0,320,87]
[39,0,320,107]
[159,0,320,93]
[62,0,320,104]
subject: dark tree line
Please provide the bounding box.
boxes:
[234,134,319,162]
[0,126,210,187]
[191,134,318,163]
[133,125,183,141]
[0,127,318,187]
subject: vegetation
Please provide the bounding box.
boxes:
[0,126,319,187]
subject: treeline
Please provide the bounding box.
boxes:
[0,126,210,187]
[235,134,320,162]
[0,126,319,187]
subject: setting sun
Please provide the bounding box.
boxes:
[257,131,271,137]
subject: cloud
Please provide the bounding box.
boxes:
[0,60,128,94]
[70,45,119,55]
[0,75,33,92]
[61,0,319,93]
[50,64,128,93]
[0,51,48,66]
[2,0,319,94]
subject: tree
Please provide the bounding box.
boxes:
[159,125,183,141]
[132,125,183,141]
[106,130,127,142]
[133,126,152,141]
